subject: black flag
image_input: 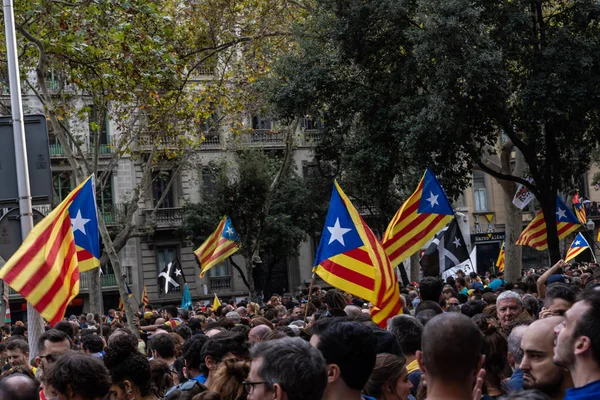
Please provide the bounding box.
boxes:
[158,258,186,294]
[420,218,469,276]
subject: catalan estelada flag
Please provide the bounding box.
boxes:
[496,241,505,272]
[195,216,241,278]
[516,196,581,250]
[70,178,100,272]
[0,176,97,326]
[573,193,587,225]
[125,282,133,297]
[383,169,454,267]
[118,296,125,312]
[565,233,591,262]
[314,181,402,327]
[141,285,150,306]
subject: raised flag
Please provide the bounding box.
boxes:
[512,181,535,210]
[442,246,477,280]
[125,282,133,298]
[5,303,10,324]
[420,218,469,277]
[496,241,505,272]
[313,181,402,327]
[118,296,125,312]
[565,233,591,262]
[158,258,185,294]
[195,216,241,278]
[383,169,454,267]
[70,177,100,272]
[213,293,221,309]
[181,283,192,310]
[573,193,587,225]
[516,196,581,250]
[141,285,150,306]
[0,176,96,326]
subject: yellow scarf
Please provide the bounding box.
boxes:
[406,359,420,373]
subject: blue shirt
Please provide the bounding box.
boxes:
[488,279,506,291]
[504,368,523,392]
[191,374,207,385]
[362,396,376,400]
[565,379,600,400]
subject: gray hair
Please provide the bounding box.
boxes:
[250,337,328,400]
[499,389,552,400]
[225,311,241,323]
[507,325,527,365]
[344,305,362,318]
[496,291,522,307]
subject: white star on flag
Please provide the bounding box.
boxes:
[71,210,90,234]
[426,192,439,208]
[556,208,567,220]
[575,240,581,246]
[453,237,461,247]
[226,226,234,236]
[175,268,182,276]
[327,218,351,246]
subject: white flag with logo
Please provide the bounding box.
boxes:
[512,182,535,210]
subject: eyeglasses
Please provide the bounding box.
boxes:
[242,380,269,393]
[39,354,57,363]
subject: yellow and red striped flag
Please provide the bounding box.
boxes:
[194,216,241,278]
[573,193,587,225]
[0,176,96,326]
[141,285,150,306]
[516,196,581,250]
[313,181,402,327]
[565,233,591,262]
[496,241,505,272]
[383,169,454,267]
[118,296,125,312]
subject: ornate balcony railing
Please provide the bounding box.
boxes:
[210,276,232,291]
[143,207,183,228]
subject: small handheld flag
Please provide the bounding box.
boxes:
[573,193,587,225]
[141,285,150,306]
[496,241,505,272]
[195,216,241,278]
[420,218,469,277]
[565,233,591,262]
[158,258,185,294]
[0,176,96,326]
[213,293,221,310]
[383,169,454,267]
[181,283,192,310]
[125,282,133,298]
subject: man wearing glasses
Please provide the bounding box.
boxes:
[34,329,72,400]
[245,337,327,400]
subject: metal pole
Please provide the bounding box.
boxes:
[3,0,45,358]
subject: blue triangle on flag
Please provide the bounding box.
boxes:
[417,169,454,215]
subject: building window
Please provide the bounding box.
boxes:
[152,171,175,208]
[202,167,217,196]
[89,105,109,150]
[473,170,488,212]
[97,173,114,215]
[52,172,72,203]
[156,246,178,275]
[301,117,325,130]
[251,115,272,130]
[209,260,229,277]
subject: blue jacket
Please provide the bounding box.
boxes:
[564,379,600,400]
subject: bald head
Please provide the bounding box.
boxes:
[419,313,483,383]
[249,325,272,345]
[0,374,40,400]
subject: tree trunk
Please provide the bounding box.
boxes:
[409,253,420,283]
[87,270,102,316]
[244,255,257,302]
[542,195,561,264]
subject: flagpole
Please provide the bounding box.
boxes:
[303,273,316,326]
[3,0,45,357]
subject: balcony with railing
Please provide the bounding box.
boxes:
[100,203,128,226]
[237,129,285,148]
[142,207,183,229]
[300,130,323,147]
[210,276,232,292]
[199,133,221,149]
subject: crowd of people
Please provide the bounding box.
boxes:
[0,259,598,400]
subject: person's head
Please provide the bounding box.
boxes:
[151,333,177,361]
[207,359,249,400]
[460,300,486,318]
[364,353,412,400]
[149,359,174,398]
[200,332,249,379]
[310,319,376,395]
[496,291,524,328]
[472,314,511,391]
[183,334,209,377]
[164,305,178,319]
[456,277,466,289]
[103,333,153,400]
[507,325,527,370]
[6,338,30,368]
[520,317,570,397]
[282,293,292,304]
[522,295,540,318]
[226,311,241,324]
[54,321,76,341]
[419,277,443,302]
[11,326,26,337]
[36,329,72,371]
[387,315,423,357]
[44,351,111,400]
[544,283,576,317]
[247,337,327,400]
[81,334,104,355]
[554,288,600,371]
[417,313,484,388]
[0,374,40,400]
[446,296,459,309]
[248,325,272,345]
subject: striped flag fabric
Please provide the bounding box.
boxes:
[383,169,454,267]
[313,181,402,327]
[516,196,581,250]
[0,176,96,326]
[573,193,587,225]
[118,296,125,312]
[141,285,150,306]
[565,233,591,262]
[125,282,133,297]
[496,241,505,272]
[194,216,241,278]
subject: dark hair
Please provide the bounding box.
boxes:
[421,313,482,382]
[416,309,438,326]
[53,321,75,340]
[472,314,510,391]
[10,326,25,337]
[364,353,407,398]
[456,277,466,288]
[0,373,40,400]
[387,315,423,355]
[545,283,577,307]
[200,332,249,376]
[183,334,209,372]
[175,324,193,340]
[420,277,443,302]
[6,337,29,353]
[251,337,327,400]
[37,329,72,354]
[323,290,347,311]
[81,334,104,354]
[149,359,174,398]
[312,319,376,391]
[263,309,277,321]
[164,305,178,318]
[461,300,487,318]
[151,333,177,359]
[573,289,600,365]
[0,344,6,352]
[45,352,110,399]
[522,296,540,317]
[104,333,153,396]
[415,300,444,316]
[500,389,552,400]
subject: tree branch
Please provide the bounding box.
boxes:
[477,159,540,199]
[229,257,251,290]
